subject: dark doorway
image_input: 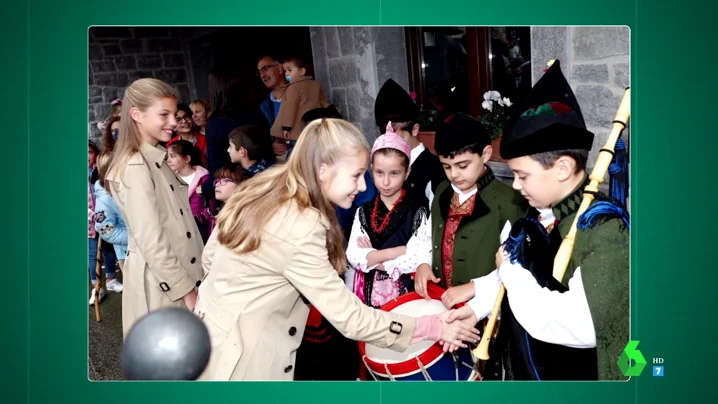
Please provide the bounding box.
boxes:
[183,27,314,106]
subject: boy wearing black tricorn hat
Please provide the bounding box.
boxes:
[413,112,527,307]
[448,60,629,380]
[374,79,446,205]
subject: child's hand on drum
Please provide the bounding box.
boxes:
[415,264,440,299]
[445,305,479,325]
[441,283,475,308]
[441,306,480,352]
[439,340,465,353]
[438,310,480,349]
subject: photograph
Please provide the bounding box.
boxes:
[87,25,631,382]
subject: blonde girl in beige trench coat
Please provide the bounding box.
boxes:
[194,119,481,381]
[105,79,205,338]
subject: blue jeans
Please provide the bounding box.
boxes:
[88,235,117,281]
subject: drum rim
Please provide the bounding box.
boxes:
[358,283,448,378]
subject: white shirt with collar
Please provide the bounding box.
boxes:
[537,207,556,227]
[450,183,478,205]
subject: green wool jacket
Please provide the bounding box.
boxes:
[430,167,528,287]
[550,178,630,380]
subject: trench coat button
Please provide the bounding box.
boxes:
[439,224,443,229]
[191,257,196,264]
[196,280,201,287]
[170,184,174,191]
[180,209,183,215]
[410,183,415,188]
[434,245,438,250]
[186,232,191,238]
[155,162,161,168]
[288,327,297,336]
[284,365,293,373]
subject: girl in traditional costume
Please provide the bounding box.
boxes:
[345,123,432,308]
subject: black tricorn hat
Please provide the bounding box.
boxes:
[434,113,490,157]
[301,104,343,126]
[500,60,594,159]
[374,79,419,132]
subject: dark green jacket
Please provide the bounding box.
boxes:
[550,179,630,380]
[430,167,528,287]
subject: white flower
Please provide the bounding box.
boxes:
[502,97,512,107]
[488,91,502,101]
[483,91,501,102]
[482,100,493,111]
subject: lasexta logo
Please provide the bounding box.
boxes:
[617,340,647,377]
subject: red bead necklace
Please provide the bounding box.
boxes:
[370,190,406,234]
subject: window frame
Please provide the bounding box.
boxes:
[404,27,492,120]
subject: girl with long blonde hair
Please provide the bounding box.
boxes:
[105,78,205,338]
[195,118,480,380]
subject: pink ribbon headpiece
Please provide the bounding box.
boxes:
[370,122,411,158]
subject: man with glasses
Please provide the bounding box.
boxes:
[256,55,290,158]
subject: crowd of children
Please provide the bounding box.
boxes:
[88,56,629,381]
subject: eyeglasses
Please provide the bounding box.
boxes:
[176,115,193,122]
[256,63,278,76]
[214,178,237,187]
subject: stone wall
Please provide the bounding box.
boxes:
[530,26,630,167]
[527,26,630,202]
[310,27,410,142]
[88,27,192,144]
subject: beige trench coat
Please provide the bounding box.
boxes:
[195,200,417,381]
[107,142,205,338]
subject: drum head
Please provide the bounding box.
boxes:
[358,284,464,379]
[364,299,448,364]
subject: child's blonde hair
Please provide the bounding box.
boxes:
[106,78,178,191]
[216,118,369,274]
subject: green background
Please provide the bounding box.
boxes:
[4,0,715,402]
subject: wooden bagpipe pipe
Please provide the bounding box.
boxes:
[471,87,631,379]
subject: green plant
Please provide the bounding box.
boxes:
[416,108,439,131]
[478,90,512,140]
